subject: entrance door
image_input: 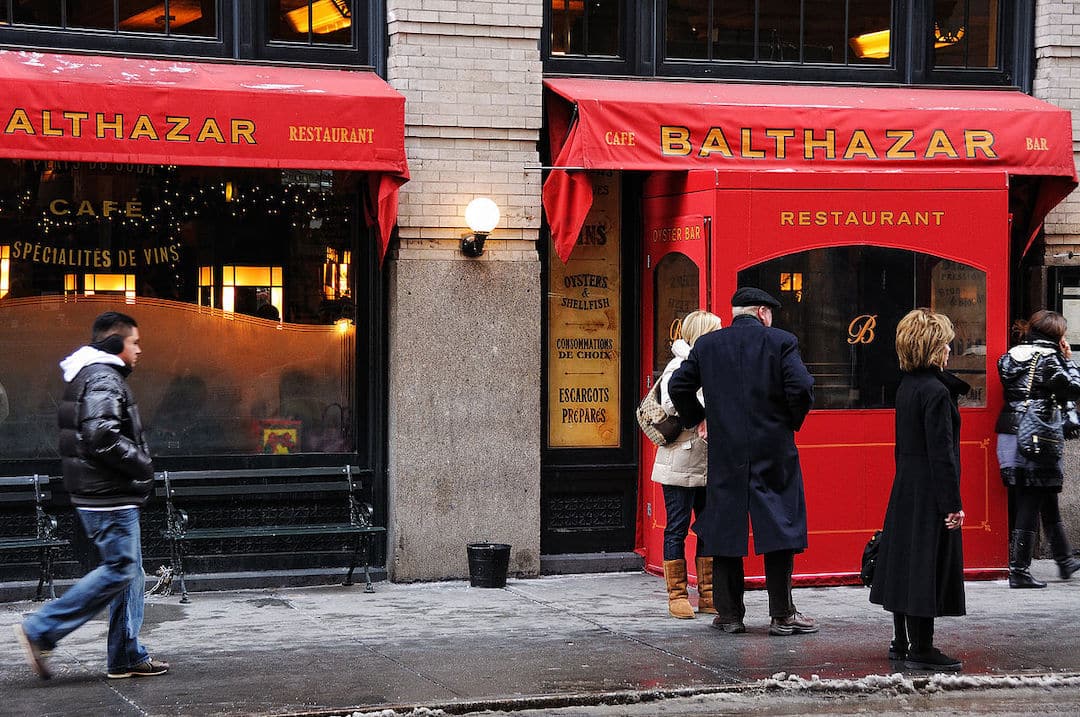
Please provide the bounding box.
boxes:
[638,170,1010,583]
[638,198,711,577]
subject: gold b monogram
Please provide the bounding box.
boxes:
[848,314,878,344]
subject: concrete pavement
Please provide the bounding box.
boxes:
[1,560,1078,716]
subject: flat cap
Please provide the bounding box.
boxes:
[731,286,782,309]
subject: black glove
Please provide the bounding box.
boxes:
[1065,402,1080,440]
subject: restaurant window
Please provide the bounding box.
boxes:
[664,0,893,65]
[0,160,366,461]
[270,0,353,46]
[738,246,987,409]
[652,253,698,374]
[550,0,622,58]
[3,0,217,37]
[932,0,1000,70]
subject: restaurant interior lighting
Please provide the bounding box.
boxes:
[0,245,9,299]
[850,23,966,60]
[119,1,203,30]
[287,0,352,35]
[461,197,500,258]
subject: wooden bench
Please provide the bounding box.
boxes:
[0,475,69,600]
[156,465,384,602]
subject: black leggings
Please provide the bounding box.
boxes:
[1012,486,1063,534]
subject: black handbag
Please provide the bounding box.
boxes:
[860,530,882,587]
[1017,355,1065,464]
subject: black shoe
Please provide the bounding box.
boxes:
[769,611,819,636]
[1009,569,1047,589]
[13,624,51,680]
[710,616,746,634]
[888,639,907,661]
[904,647,962,672]
[107,658,170,679]
[1056,556,1080,580]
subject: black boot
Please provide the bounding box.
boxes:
[903,616,961,672]
[889,612,907,660]
[1009,529,1048,588]
[1047,522,1080,580]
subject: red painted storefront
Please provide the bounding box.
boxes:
[543,78,1078,586]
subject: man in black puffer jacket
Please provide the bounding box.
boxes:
[14,312,169,681]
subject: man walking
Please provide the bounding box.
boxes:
[14,311,168,680]
[668,288,817,636]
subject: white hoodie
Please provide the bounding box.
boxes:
[60,346,125,383]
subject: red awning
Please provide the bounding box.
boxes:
[544,78,1078,262]
[0,50,409,260]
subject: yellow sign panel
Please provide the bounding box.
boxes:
[547,172,621,448]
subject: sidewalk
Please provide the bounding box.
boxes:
[2,560,1078,716]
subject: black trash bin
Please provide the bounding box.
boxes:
[466,543,511,588]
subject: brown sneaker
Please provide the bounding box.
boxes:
[769,611,819,636]
[107,658,170,679]
[13,623,51,680]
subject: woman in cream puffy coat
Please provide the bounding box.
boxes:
[651,310,722,618]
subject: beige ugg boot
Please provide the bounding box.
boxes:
[663,559,695,619]
[695,556,717,614]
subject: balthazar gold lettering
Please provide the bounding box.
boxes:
[1,108,256,145]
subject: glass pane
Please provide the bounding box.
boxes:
[550,0,579,55]
[802,0,845,63]
[738,247,986,409]
[935,0,999,69]
[113,1,167,34]
[711,0,755,60]
[169,0,218,38]
[12,1,60,25]
[666,0,709,60]
[587,0,620,56]
[758,0,801,62]
[0,3,7,23]
[847,0,893,65]
[272,0,352,44]
[69,3,116,31]
[0,160,362,458]
[653,253,699,374]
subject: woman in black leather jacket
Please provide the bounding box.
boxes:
[996,310,1080,588]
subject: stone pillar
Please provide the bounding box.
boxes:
[384,1,543,580]
[1035,0,1080,548]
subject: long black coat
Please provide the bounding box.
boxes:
[869,369,966,618]
[668,314,815,557]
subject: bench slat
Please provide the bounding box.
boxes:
[159,466,360,482]
[159,481,351,498]
[167,525,385,540]
[0,538,69,549]
[0,493,50,503]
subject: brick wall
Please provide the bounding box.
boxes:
[1035,0,1080,245]
[387,1,543,255]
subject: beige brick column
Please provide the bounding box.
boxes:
[384,1,543,580]
[1035,0,1080,550]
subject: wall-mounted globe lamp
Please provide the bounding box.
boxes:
[461,197,500,258]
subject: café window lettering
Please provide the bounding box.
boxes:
[0,159,362,460]
[738,246,986,409]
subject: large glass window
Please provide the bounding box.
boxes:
[0,160,366,460]
[738,246,986,409]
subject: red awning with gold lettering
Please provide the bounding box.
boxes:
[544,78,1077,262]
[0,50,408,259]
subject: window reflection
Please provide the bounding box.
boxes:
[272,0,354,45]
[738,247,986,409]
[653,253,699,374]
[0,160,361,459]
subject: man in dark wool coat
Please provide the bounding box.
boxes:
[669,287,817,636]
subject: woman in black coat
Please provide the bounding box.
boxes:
[869,308,967,672]
[995,310,1080,588]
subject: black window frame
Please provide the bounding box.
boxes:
[0,1,385,73]
[542,0,1032,91]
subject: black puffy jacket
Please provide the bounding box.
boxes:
[994,339,1080,435]
[57,362,154,508]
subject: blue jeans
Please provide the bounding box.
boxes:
[22,508,149,672]
[661,484,706,561]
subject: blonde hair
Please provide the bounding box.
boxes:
[895,308,955,371]
[680,310,723,347]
